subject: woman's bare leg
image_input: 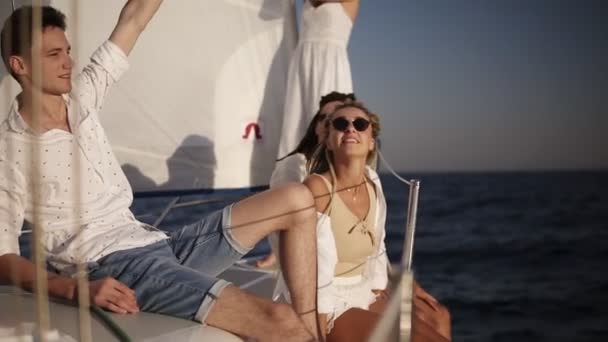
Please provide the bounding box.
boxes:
[326,308,380,342]
[369,290,389,314]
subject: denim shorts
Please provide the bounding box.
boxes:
[88,205,251,323]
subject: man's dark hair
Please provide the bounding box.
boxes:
[1,6,67,77]
[278,92,357,161]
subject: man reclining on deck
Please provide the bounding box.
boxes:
[0,2,321,341]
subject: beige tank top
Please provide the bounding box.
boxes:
[315,174,377,277]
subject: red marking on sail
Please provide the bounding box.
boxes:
[242,123,262,139]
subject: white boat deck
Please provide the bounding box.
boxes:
[0,261,275,341]
[0,261,412,341]
[0,287,242,341]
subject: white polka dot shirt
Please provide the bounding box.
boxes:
[0,41,167,275]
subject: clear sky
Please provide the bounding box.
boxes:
[2,1,606,174]
[340,0,608,172]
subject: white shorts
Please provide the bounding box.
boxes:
[325,275,378,332]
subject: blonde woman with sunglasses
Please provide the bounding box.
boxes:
[304,100,451,341]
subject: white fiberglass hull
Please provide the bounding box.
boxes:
[0,261,278,341]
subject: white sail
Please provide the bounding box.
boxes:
[0,0,297,192]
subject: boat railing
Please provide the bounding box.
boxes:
[367,178,420,341]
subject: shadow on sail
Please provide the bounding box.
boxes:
[122,135,217,193]
[248,0,297,186]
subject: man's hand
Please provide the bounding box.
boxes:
[88,277,139,314]
[413,281,451,341]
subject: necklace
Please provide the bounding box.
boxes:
[343,177,365,202]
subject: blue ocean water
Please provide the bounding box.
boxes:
[381,171,608,342]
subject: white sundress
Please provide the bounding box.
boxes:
[276,1,354,159]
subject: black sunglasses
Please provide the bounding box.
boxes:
[331,116,370,132]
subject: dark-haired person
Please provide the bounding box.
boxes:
[301,100,451,341]
[0,4,324,341]
[272,91,357,188]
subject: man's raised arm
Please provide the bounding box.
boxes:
[109,0,164,56]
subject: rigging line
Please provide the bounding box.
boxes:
[90,306,132,342]
[67,2,94,341]
[135,184,370,226]
[172,195,246,208]
[375,147,421,272]
[4,1,25,332]
[29,3,52,339]
[153,196,181,228]
[330,248,387,280]
[239,273,275,290]
[377,149,412,186]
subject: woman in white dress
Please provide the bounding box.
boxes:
[276,0,360,160]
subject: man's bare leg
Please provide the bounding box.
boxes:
[228,183,320,339]
[206,286,314,341]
